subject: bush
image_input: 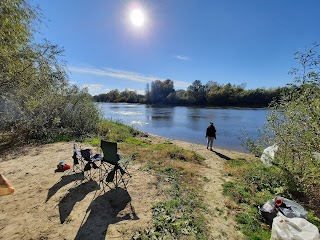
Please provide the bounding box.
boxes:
[242,44,320,211]
[0,1,101,148]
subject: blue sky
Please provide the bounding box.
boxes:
[32,0,320,95]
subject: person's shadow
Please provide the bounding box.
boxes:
[46,172,84,202]
[75,187,139,240]
[58,180,100,224]
[212,150,231,160]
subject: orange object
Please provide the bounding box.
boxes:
[0,173,15,196]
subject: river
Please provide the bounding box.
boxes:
[98,102,269,152]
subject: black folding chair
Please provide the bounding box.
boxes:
[99,140,135,190]
[72,144,99,181]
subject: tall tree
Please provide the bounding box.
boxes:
[187,80,206,104]
[149,79,175,103]
[0,0,100,147]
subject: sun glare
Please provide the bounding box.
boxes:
[130,8,145,27]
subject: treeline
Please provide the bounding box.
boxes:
[93,80,286,107]
[0,0,100,149]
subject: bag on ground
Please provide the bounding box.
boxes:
[271,213,320,240]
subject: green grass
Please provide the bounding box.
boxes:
[222,158,320,239]
[124,137,152,147]
[83,119,141,146]
[98,119,141,142]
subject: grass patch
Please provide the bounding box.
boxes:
[83,119,141,146]
[151,142,205,164]
[124,137,152,147]
[97,119,141,142]
[222,158,320,239]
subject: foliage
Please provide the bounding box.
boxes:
[93,89,145,103]
[248,43,320,210]
[0,0,100,148]
[187,80,207,104]
[223,157,320,239]
[94,79,285,107]
[149,79,175,104]
[96,119,140,142]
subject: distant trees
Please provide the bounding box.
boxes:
[94,79,284,107]
[93,89,144,103]
[187,80,207,104]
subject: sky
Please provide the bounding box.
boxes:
[32,0,320,96]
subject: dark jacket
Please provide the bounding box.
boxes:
[206,124,216,138]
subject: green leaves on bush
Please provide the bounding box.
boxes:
[0,0,101,147]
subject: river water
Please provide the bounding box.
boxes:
[98,103,269,152]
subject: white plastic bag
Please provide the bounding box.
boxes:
[271,213,320,240]
[261,144,278,166]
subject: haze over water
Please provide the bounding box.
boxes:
[99,103,269,152]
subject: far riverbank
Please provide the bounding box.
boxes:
[99,102,268,153]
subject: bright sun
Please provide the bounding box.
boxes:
[130,8,145,27]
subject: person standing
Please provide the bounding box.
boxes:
[206,122,216,151]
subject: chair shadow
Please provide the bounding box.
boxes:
[58,180,100,224]
[75,187,139,240]
[46,172,84,202]
[212,150,231,160]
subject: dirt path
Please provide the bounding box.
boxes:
[158,136,256,240]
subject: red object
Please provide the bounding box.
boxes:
[63,164,71,171]
[275,197,283,207]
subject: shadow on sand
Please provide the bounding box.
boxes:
[75,187,138,240]
[212,150,231,160]
[58,180,100,224]
[46,172,84,202]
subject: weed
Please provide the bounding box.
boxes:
[202,176,210,182]
[308,211,320,229]
[125,137,152,147]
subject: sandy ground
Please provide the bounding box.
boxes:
[0,136,255,240]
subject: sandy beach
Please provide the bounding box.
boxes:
[0,135,256,240]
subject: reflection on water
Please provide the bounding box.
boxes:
[130,120,149,126]
[99,103,269,152]
[147,106,174,128]
[113,111,142,115]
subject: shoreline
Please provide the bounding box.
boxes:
[145,133,251,155]
[144,133,255,160]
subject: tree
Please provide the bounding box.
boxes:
[255,43,320,207]
[187,80,206,104]
[149,79,175,104]
[0,0,100,148]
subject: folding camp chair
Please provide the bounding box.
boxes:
[99,140,135,190]
[71,144,100,181]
